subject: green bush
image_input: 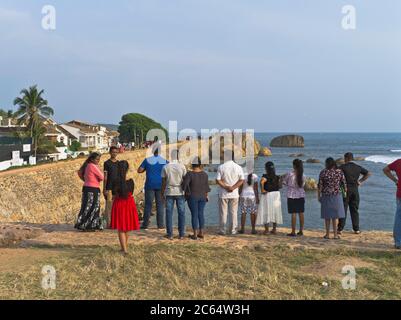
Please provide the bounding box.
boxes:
[55,141,66,147]
[69,140,81,152]
[118,113,167,143]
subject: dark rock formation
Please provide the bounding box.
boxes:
[270,135,305,148]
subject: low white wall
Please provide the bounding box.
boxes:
[0,160,11,171]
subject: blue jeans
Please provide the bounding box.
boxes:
[166,196,186,237]
[142,189,165,228]
[394,198,401,247]
[188,196,207,230]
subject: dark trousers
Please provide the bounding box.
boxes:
[338,188,360,232]
[141,189,165,228]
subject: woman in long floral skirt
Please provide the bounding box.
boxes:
[75,152,104,231]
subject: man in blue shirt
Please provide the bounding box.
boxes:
[138,147,168,229]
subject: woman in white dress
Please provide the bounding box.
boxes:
[256,161,283,234]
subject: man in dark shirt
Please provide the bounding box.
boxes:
[103,146,119,228]
[338,152,371,234]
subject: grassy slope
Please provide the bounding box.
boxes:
[1,243,401,300]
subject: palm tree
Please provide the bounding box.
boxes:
[13,85,54,157]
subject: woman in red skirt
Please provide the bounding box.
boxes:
[111,160,140,255]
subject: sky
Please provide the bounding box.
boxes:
[0,0,400,132]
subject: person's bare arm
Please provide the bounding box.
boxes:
[359,171,372,185]
[383,166,398,185]
[103,171,108,197]
[137,167,145,174]
[254,182,260,204]
[216,179,231,191]
[278,177,283,189]
[161,177,167,199]
[260,178,267,194]
[239,184,243,195]
[229,179,245,192]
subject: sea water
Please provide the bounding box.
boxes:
[168,133,400,231]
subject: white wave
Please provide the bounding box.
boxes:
[365,155,400,164]
[390,149,401,153]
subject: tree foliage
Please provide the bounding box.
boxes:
[69,140,82,152]
[13,85,55,156]
[0,108,13,119]
[118,113,167,143]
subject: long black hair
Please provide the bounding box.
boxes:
[325,157,337,170]
[265,161,276,177]
[264,161,278,188]
[115,160,130,198]
[247,173,254,186]
[79,152,100,176]
[293,159,304,188]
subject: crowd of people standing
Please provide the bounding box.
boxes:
[74,145,401,254]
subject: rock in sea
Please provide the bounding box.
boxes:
[259,147,272,157]
[289,153,305,158]
[270,135,305,148]
[306,159,320,164]
[305,178,318,191]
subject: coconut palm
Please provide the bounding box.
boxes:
[13,85,54,156]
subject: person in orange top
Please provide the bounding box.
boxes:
[75,152,104,231]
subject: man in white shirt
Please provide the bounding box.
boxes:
[161,149,187,240]
[216,151,245,235]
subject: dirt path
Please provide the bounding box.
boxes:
[14,223,396,252]
[0,222,396,273]
[0,248,65,273]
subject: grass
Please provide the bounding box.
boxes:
[1,243,401,300]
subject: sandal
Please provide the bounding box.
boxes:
[334,235,341,240]
[251,230,257,235]
[189,235,198,240]
[197,234,204,239]
[323,235,330,240]
[287,233,296,237]
[297,231,304,236]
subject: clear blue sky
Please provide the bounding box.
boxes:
[0,0,400,132]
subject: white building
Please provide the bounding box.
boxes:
[60,120,112,153]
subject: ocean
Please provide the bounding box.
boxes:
[201,132,401,231]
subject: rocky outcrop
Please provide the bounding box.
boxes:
[0,224,44,246]
[270,135,305,148]
[0,150,148,225]
[208,132,261,160]
[305,178,318,191]
[289,153,305,158]
[259,147,272,157]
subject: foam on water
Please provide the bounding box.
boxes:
[390,150,401,153]
[365,155,400,164]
